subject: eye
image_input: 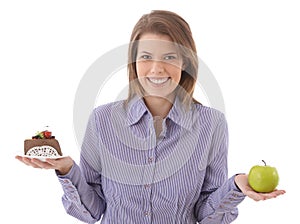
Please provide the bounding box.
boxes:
[140,55,152,60]
[164,55,177,60]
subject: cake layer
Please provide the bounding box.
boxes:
[24,139,62,156]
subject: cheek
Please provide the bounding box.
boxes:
[136,62,147,78]
[167,65,182,83]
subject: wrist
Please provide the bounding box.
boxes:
[234,173,246,192]
[57,163,73,176]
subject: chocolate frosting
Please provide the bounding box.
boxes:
[24,139,62,156]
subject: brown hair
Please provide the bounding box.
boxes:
[127,10,199,105]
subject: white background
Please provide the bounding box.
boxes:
[1,0,299,223]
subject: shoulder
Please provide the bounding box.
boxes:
[192,103,226,124]
[93,100,126,116]
[89,100,128,125]
[191,104,228,144]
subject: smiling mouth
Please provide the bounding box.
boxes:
[147,77,170,85]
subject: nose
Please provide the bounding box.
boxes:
[150,60,164,75]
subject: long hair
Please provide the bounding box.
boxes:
[127,10,200,105]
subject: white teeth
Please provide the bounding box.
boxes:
[148,77,169,84]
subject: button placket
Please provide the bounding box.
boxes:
[141,118,157,222]
[142,154,154,218]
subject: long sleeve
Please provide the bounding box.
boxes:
[57,162,105,223]
[57,110,106,223]
[194,114,245,223]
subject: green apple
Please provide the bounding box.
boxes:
[248,160,279,193]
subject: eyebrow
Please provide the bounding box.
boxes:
[138,51,178,55]
[163,52,177,56]
[138,51,152,55]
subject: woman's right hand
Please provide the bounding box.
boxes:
[15,155,74,175]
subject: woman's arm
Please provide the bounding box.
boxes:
[194,114,245,223]
[55,108,108,223]
[15,155,106,223]
[57,158,106,223]
[194,113,285,223]
[55,108,107,223]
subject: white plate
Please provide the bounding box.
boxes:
[21,155,68,162]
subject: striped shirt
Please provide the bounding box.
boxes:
[57,96,245,223]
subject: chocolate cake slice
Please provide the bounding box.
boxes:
[24,138,62,157]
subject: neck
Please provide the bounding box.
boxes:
[143,94,175,118]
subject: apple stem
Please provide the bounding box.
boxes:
[262,160,267,166]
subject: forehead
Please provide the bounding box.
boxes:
[137,33,178,53]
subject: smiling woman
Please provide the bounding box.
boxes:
[15,9,285,224]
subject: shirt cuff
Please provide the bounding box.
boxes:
[56,162,82,189]
[216,175,246,213]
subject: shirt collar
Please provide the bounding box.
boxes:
[167,96,194,131]
[126,95,148,126]
[126,95,194,131]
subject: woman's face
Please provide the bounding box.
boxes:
[135,33,184,99]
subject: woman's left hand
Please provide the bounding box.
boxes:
[234,174,286,201]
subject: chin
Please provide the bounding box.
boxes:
[144,90,176,101]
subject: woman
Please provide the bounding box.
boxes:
[16,10,285,223]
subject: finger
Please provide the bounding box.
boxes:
[45,158,59,166]
[261,189,286,199]
[15,155,29,165]
[45,156,72,168]
[31,158,56,169]
[245,190,265,201]
[15,155,23,161]
[248,189,286,201]
[274,189,286,195]
[21,157,41,168]
[15,155,27,165]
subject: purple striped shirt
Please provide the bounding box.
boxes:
[58,96,245,223]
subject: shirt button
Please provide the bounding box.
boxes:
[232,193,239,197]
[144,211,151,216]
[144,184,151,189]
[148,157,154,163]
